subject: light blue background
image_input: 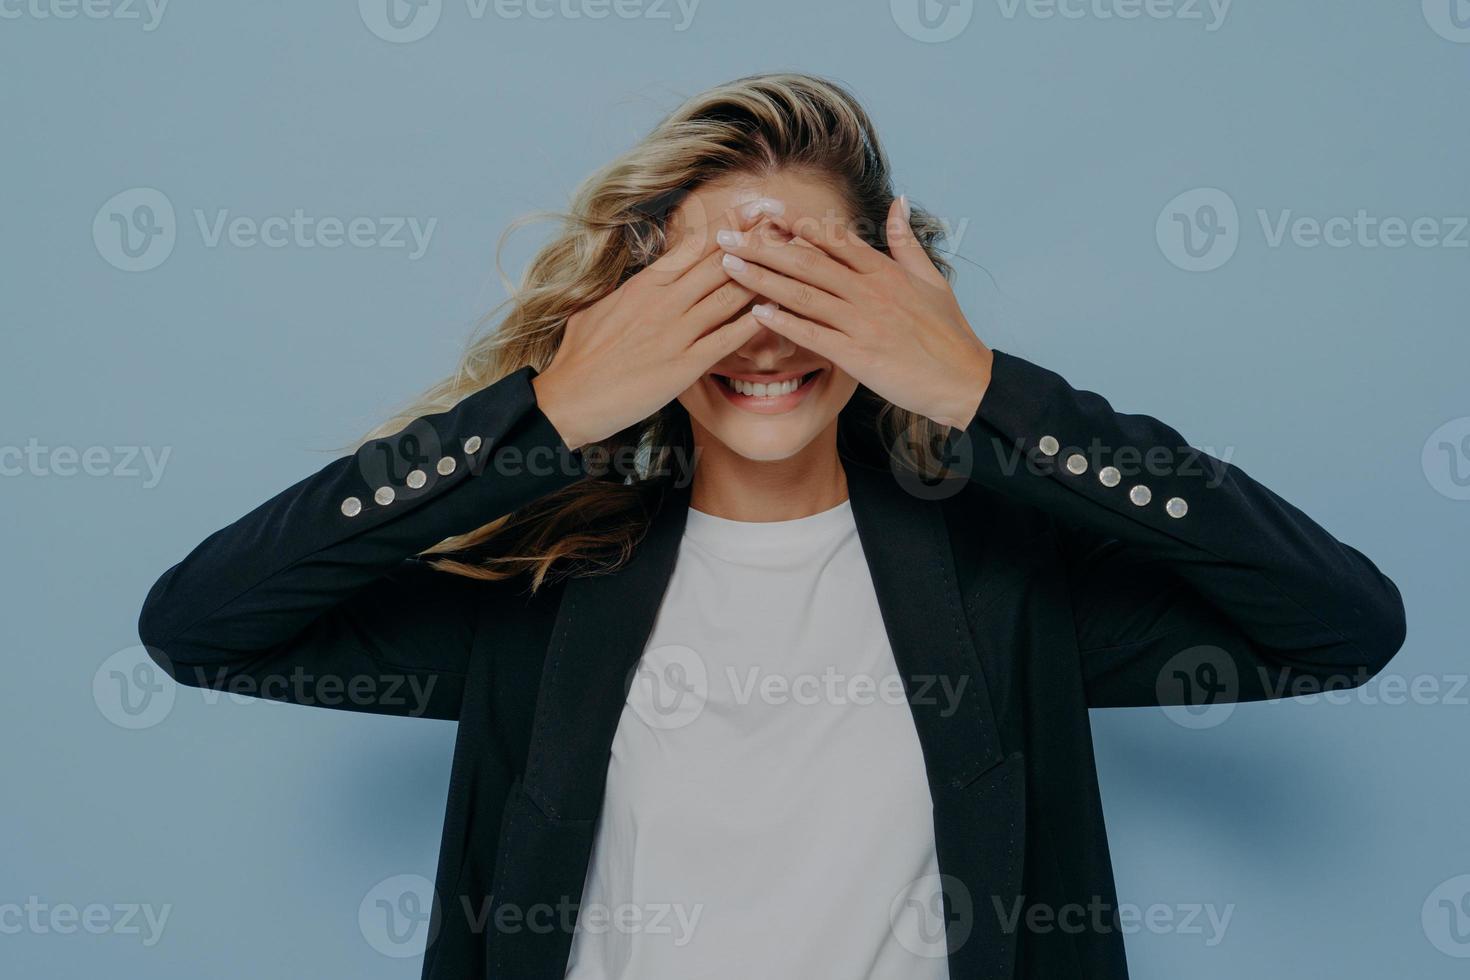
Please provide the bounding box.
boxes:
[3,1,1468,977]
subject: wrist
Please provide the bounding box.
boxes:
[936,344,992,431]
[531,369,592,451]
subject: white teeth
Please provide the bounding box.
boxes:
[723,376,804,397]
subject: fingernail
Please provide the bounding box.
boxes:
[722,253,747,272]
[752,302,778,318]
[740,198,785,220]
[716,229,744,248]
[899,194,911,221]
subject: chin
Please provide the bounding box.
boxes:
[701,424,826,462]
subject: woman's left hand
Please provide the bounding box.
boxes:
[715,196,993,430]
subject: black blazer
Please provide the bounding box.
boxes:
[138,351,1406,979]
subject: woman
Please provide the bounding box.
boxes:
[138,74,1406,979]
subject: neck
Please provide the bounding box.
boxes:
[687,420,848,522]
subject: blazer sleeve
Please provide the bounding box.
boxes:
[136,367,585,720]
[962,350,1407,709]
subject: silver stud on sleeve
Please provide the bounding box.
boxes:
[436,456,457,477]
[406,469,427,490]
[374,486,396,506]
[1038,435,1060,457]
[1065,453,1088,475]
[340,496,362,518]
[1098,466,1121,488]
[463,435,483,455]
[1165,496,1189,519]
[1128,485,1153,507]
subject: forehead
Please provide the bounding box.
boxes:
[667,170,853,233]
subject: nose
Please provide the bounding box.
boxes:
[733,315,796,368]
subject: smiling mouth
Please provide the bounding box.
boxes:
[708,369,824,412]
[714,371,819,397]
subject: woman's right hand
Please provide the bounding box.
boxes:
[530,199,781,449]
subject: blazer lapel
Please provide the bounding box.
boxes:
[846,461,1026,980]
[521,481,693,822]
[487,483,691,978]
[845,461,1006,786]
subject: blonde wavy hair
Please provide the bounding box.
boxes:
[367,72,956,589]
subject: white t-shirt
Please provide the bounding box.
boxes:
[564,499,950,980]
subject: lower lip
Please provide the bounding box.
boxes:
[710,370,823,414]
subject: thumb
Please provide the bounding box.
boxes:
[886,194,942,282]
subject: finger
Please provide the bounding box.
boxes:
[685,311,764,367]
[643,220,711,282]
[749,301,855,366]
[886,194,945,284]
[715,223,860,301]
[646,196,769,280]
[670,247,746,311]
[720,253,850,328]
[657,205,771,305]
[758,209,889,275]
[682,276,757,335]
